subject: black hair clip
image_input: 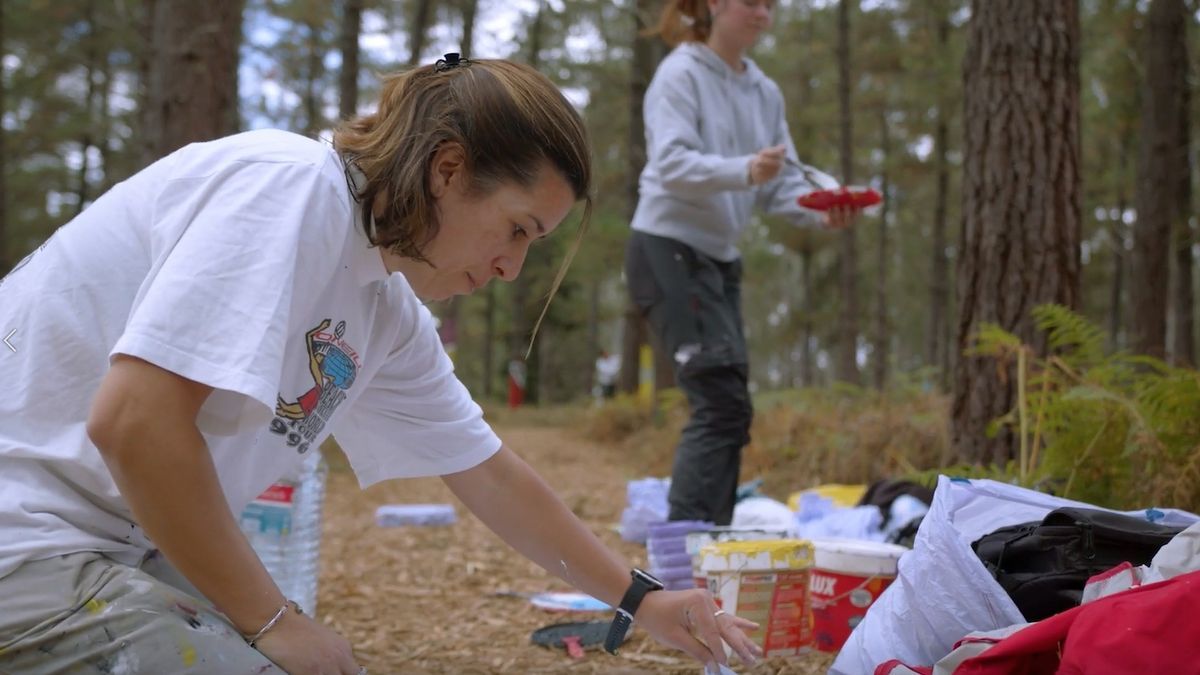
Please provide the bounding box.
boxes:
[434,52,471,72]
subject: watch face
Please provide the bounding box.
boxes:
[632,568,665,590]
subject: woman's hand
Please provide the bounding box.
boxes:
[823,204,859,230]
[254,607,362,675]
[632,589,763,670]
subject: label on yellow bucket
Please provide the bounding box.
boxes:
[699,540,814,657]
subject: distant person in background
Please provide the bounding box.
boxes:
[626,0,861,526]
[595,350,622,400]
[0,56,760,674]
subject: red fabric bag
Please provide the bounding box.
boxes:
[955,569,1200,674]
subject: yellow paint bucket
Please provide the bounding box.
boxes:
[699,539,814,658]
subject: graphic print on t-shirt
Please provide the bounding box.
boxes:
[272,318,361,454]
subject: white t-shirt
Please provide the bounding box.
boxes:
[0,130,501,580]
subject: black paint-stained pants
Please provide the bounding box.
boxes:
[625,231,753,526]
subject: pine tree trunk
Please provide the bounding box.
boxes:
[145,0,245,160]
[138,0,157,168]
[98,45,115,194]
[1131,0,1189,361]
[75,0,99,216]
[339,0,362,119]
[952,0,1082,466]
[460,0,478,58]
[872,105,890,390]
[928,5,951,388]
[1107,136,1131,351]
[482,287,495,398]
[408,0,435,67]
[835,0,860,385]
[795,13,816,387]
[800,243,815,387]
[618,308,645,394]
[1165,0,1193,366]
[303,17,324,136]
[620,0,667,395]
[587,279,599,395]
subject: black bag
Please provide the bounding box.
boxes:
[971,507,1185,622]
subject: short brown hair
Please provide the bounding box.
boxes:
[651,0,713,47]
[333,59,592,264]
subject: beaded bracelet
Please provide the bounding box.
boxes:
[245,599,301,648]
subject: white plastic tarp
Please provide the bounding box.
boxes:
[830,476,1199,675]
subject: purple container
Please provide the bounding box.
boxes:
[664,578,699,591]
[648,550,694,570]
[647,520,712,541]
[646,539,688,558]
[651,563,697,582]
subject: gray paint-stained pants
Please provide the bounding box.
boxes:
[0,551,281,674]
[625,231,753,526]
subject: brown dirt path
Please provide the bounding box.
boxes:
[317,423,834,674]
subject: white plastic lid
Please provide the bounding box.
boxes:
[810,538,907,576]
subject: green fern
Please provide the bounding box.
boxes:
[969,323,1023,358]
[1032,304,1108,370]
[975,304,1200,512]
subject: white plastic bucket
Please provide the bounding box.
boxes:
[809,538,907,652]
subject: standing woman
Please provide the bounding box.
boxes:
[627,0,859,526]
[0,57,761,674]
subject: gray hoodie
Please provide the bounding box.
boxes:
[631,42,835,262]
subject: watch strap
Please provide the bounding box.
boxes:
[604,569,663,655]
[603,607,634,654]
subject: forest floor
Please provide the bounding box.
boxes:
[317,421,834,675]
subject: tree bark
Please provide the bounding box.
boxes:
[460,0,478,57]
[1165,0,1193,366]
[145,0,245,161]
[928,3,951,388]
[952,0,1082,466]
[1131,0,1189,361]
[587,280,600,395]
[75,0,100,216]
[799,243,815,387]
[408,0,435,67]
[795,12,816,387]
[98,39,115,194]
[302,16,325,137]
[1107,135,1131,351]
[137,0,158,168]
[339,0,363,120]
[872,105,890,390]
[620,0,668,395]
[618,308,645,394]
[482,287,495,398]
[835,0,860,384]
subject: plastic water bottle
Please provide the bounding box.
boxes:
[239,450,328,615]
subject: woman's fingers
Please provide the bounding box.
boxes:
[668,602,728,670]
[727,627,763,665]
[693,610,731,668]
[638,590,764,670]
[716,613,762,666]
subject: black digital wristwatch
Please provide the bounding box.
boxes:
[604,568,665,655]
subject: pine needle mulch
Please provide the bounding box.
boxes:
[317,425,834,674]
